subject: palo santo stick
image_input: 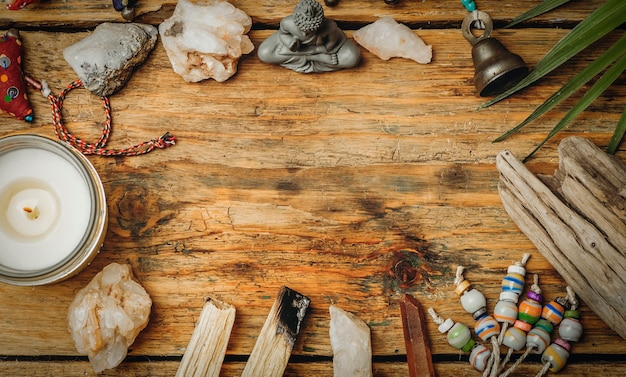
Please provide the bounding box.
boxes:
[241,286,311,377]
[176,297,236,377]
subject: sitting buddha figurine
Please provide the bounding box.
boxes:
[257,0,361,73]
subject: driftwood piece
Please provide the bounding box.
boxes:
[175,297,236,377]
[496,136,626,340]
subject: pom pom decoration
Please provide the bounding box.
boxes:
[0,29,33,122]
[6,0,39,10]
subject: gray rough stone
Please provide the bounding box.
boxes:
[64,23,158,97]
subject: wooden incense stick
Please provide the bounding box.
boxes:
[241,286,311,377]
[176,297,236,377]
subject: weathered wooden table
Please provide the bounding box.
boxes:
[1,1,625,376]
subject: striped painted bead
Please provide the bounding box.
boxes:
[501,269,525,296]
[542,300,565,325]
[502,326,527,351]
[474,315,500,342]
[494,299,518,324]
[526,323,552,354]
[518,295,542,325]
[541,338,571,372]
[469,344,491,372]
[447,322,472,350]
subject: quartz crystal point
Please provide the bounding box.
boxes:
[353,16,432,64]
[159,0,254,82]
[68,263,152,373]
[400,294,435,377]
[63,23,157,97]
[329,305,372,377]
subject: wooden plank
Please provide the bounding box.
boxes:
[0,360,625,377]
[0,0,608,29]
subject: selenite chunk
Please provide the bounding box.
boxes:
[354,16,432,64]
[158,0,254,82]
[63,23,158,97]
[68,263,152,373]
[329,305,372,377]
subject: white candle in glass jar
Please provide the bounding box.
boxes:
[0,134,107,284]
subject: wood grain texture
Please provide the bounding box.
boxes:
[1,0,625,376]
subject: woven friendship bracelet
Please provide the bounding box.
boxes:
[25,76,176,157]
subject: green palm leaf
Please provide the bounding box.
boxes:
[524,52,626,161]
[607,107,626,155]
[505,0,572,28]
[493,33,626,143]
[481,0,626,109]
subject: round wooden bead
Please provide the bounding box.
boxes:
[559,317,583,342]
[542,300,565,325]
[541,339,571,372]
[518,297,542,325]
[460,288,486,315]
[526,324,552,354]
[502,326,527,351]
[447,322,472,350]
[469,344,491,372]
[475,315,500,342]
[502,269,525,296]
[494,299,518,324]
[454,280,472,296]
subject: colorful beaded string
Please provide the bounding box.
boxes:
[497,274,543,375]
[453,266,501,377]
[428,307,493,372]
[535,287,583,377]
[499,292,568,377]
[494,254,530,344]
[26,77,176,156]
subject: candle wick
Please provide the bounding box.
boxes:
[23,206,40,220]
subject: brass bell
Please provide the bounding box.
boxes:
[462,11,528,97]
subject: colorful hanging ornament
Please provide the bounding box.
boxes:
[453,265,500,377]
[494,254,530,344]
[428,307,492,372]
[0,29,33,122]
[5,0,39,10]
[535,287,583,376]
[499,292,568,377]
[497,274,543,375]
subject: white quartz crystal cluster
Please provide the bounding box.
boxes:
[354,16,432,64]
[159,0,254,82]
[68,263,152,373]
[329,305,372,377]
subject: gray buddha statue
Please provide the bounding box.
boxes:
[257,0,361,73]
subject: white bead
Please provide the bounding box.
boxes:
[460,289,486,314]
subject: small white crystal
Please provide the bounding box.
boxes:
[68,263,152,374]
[353,16,432,64]
[329,305,372,377]
[159,0,254,82]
